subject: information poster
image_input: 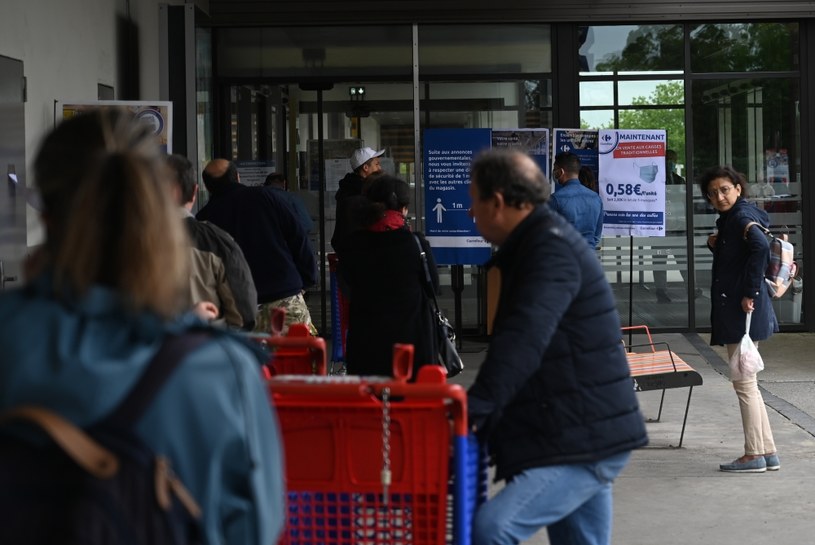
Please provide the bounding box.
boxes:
[235,159,275,186]
[59,101,172,154]
[553,128,599,181]
[598,129,666,236]
[308,139,361,192]
[492,129,550,178]
[423,128,492,265]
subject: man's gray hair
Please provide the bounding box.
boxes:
[470,149,549,206]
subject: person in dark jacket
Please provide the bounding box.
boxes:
[700,165,780,473]
[331,147,384,256]
[341,175,439,378]
[466,149,648,545]
[197,159,318,335]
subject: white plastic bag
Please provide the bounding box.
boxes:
[728,313,765,380]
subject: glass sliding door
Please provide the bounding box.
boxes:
[418,24,553,335]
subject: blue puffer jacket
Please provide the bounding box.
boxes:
[468,206,647,481]
[709,197,779,345]
[0,273,285,545]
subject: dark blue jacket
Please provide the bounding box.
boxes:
[341,229,439,377]
[468,205,647,481]
[331,172,364,256]
[197,183,317,303]
[708,197,779,345]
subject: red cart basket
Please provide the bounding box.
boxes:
[268,345,485,545]
[252,323,328,378]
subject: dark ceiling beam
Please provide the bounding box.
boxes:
[203,1,815,27]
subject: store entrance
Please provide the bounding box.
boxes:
[221,81,416,337]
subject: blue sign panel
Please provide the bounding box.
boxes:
[423,128,492,265]
[553,128,599,182]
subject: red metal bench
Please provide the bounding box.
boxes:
[622,325,703,448]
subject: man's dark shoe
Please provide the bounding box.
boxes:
[656,290,671,303]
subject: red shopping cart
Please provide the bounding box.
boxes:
[252,322,328,378]
[268,345,485,545]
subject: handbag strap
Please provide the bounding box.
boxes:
[412,233,441,314]
[102,331,210,428]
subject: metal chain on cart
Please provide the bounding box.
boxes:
[380,387,392,507]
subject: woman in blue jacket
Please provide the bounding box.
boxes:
[700,165,779,473]
[0,108,285,543]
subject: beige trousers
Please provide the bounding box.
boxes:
[726,343,776,456]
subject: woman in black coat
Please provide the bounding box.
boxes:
[700,165,779,473]
[341,175,439,377]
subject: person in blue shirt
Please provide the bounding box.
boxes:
[0,108,285,545]
[548,152,604,248]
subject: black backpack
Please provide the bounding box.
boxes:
[0,333,209,545]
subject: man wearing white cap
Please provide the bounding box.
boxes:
[331,146,385,256]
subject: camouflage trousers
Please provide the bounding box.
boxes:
[254,292,318,336]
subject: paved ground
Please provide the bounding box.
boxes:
[448,332,815,545]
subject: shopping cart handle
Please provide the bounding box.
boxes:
[392,344,413,381]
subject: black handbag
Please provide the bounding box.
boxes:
[413,234,464,378]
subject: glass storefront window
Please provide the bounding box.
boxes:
[619,80,684,106]
[690,23,799,73]
[579,25,683,74]
[419,25,551,76]
[691,77,802,325]
[579,26,688,328]
[216,26,413,78]
[195,26,214,209]
[580,81,614,107]
[580,109,614,130]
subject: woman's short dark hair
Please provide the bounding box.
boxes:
[697,165,748,199]
[355,174,411,227]
[470,149,549,207]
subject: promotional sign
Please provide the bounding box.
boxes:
[423,128,492,265]
[58,101,173,154]
[553,128,599,182]
[598,129,666,237]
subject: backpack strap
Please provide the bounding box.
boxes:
[743,221,771,240]
[103,332,211,428]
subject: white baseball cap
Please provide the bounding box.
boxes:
[350,147,385,170]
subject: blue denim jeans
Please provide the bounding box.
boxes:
[472,451,631,545]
